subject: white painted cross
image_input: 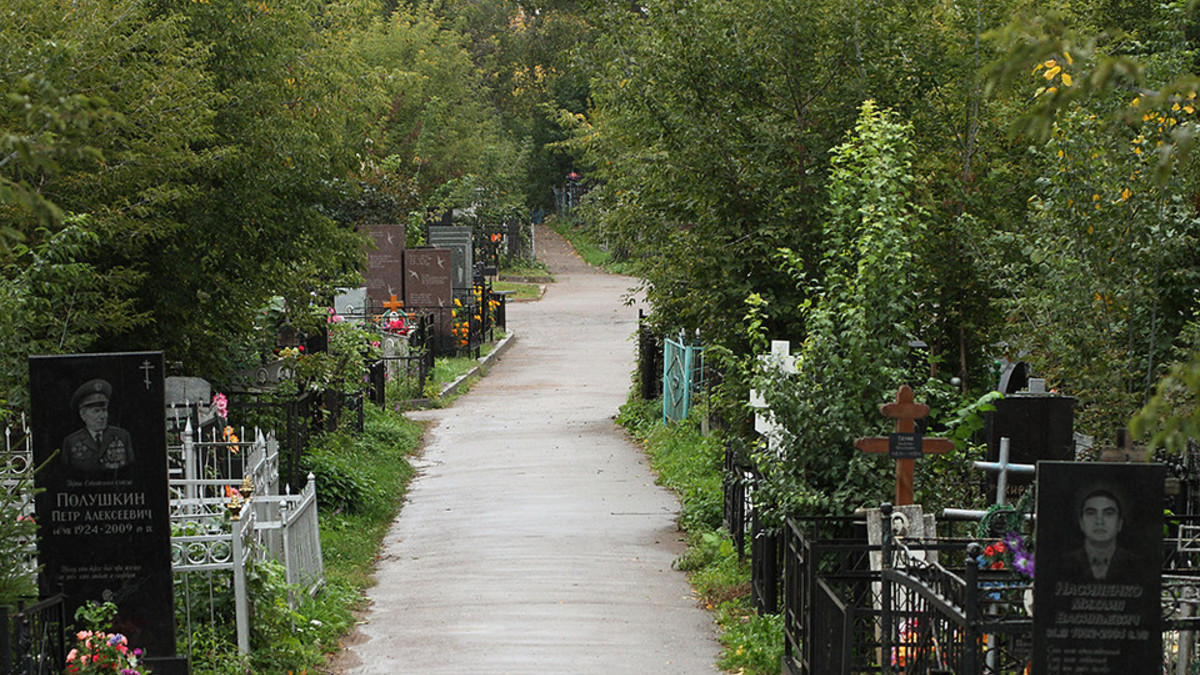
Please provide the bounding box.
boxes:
[748,340,798,456]
[942,437,1036,518]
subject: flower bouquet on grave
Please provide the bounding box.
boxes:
[65,602,151,675]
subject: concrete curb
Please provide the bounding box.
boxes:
[438,330,517,399]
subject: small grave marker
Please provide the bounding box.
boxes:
[382,294,404,314]
[854,385,954,506]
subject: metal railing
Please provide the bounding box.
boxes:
[0,595,66,675]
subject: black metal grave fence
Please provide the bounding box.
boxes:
[782,507,1200,674]
[1,595,66,675]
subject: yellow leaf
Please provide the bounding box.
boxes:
[1092,193,1101,201]
[1064,50,1074,65]
[1131,97,1141,107]
[1057,149,1064,158]
[1186,106,1196,114]
[1044,65,1062,80]
[1043,59,1057,69]
[1173,102,1182,111]
[1086,224,1092,234]
[1062,73,1073,87]
[1121,187,1132,201]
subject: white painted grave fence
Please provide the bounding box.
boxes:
[169,419,325,652]
[2,414,325,656]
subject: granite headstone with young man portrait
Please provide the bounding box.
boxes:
[30,352,188,674]
[1033,462,1163,675]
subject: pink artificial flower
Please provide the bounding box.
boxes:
[212,393,229,419]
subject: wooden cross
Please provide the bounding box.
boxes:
[382,294,404,313]
[854,385,955,505]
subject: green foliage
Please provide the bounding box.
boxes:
[751,101,949,520]
[972,14,1200,438]
[715,608,784,675]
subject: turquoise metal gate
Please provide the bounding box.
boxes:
[662,337,703,423]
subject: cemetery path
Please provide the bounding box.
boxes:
[333,225,721,673]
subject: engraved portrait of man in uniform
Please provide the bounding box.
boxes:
[61,378,135,471]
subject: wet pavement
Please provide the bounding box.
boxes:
[334,225,721,673]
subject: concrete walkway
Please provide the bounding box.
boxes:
[335,226,721,673]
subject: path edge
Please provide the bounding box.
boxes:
[439,330,517,398]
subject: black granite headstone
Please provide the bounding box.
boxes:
[1033,462,1163,675]
[30,352,187,673]
[986,394,1076,497]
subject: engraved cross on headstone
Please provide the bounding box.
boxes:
[854,385,955,505]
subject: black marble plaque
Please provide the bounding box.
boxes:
[30,352,181,665]
[888,432,924,459]
[365,223,406,306]
[404,247,453,308]
[1033,462,1163,675]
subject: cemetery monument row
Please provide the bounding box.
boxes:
[30,352,189,674]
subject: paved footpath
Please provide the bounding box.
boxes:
[335,226,721,673]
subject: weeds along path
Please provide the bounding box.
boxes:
[335,225,721,673]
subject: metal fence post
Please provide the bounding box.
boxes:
[233,514,250,653]
[880,503,894,675]
[964,542,981,675]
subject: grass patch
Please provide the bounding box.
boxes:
[545,215,639,276]
[499,258,552,280]
[493,280,543,300]
[617,397,784,674]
